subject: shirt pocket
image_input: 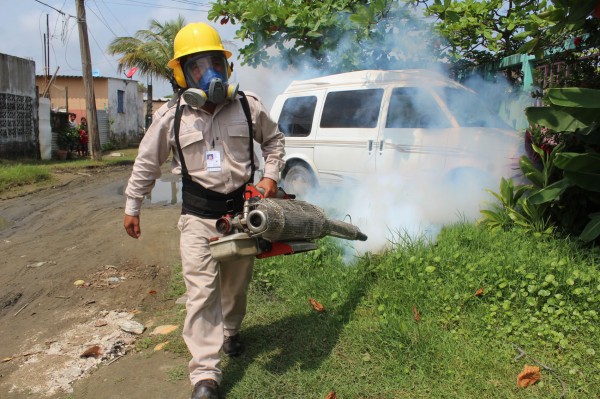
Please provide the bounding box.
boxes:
[178,130,205,172]
[224,122,251,162]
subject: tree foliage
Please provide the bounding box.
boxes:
[106,17,186,93]
[208,0,436,72]
[409,0,551,66]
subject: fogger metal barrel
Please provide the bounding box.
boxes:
[246,198,367,241]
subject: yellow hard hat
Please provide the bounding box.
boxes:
[168,22,232,88]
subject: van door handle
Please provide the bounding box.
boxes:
[379,140,384,155]
[368,139,373,154]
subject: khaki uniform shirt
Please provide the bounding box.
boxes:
[125,92,285,216]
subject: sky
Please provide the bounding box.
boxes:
[0,0,279,103]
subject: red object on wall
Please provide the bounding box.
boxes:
[125,67,137,79]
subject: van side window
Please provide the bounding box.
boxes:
[320,89,383,128]
[386,87,451,128]
[278,96,317,137]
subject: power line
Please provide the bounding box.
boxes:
[32,0,75,18]
[93,0,131,36]
[86,4,119,37]
[99,0,211,12]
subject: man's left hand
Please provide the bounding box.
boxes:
[255,177,278,198]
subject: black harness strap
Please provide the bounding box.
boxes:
[173,92,189,178]
[238,91,256,181]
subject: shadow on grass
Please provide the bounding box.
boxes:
[220,264,376,396]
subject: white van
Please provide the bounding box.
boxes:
[270,69,524,197]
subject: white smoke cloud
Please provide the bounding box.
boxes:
[237,6,525,258]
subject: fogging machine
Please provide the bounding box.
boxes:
[209,185,367,261]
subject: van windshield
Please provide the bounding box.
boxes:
[435,87,512,129]
[386,87,451,128]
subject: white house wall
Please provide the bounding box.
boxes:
[107,78,143,140]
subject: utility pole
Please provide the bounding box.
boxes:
[146,75,153,128]
[75,0,101,160]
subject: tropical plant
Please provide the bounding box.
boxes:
[524,87,600,242]
[106,17,186,94]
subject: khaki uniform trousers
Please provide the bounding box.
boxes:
[178,214,253,385]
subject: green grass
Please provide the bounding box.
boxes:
[0,162,51,192]
[153,224,600,398]
[0,149,137,194]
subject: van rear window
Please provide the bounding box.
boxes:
[320,89,383,128]
[278,96,317,137]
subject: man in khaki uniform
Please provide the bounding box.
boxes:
[123,22,285,399]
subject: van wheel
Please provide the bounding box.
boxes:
[282,164,317,198]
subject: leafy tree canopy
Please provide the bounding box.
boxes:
[208,0,438,73]
[409,0,552,65]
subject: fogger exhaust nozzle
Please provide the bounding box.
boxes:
[249,198,367,242]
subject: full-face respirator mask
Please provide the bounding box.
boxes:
[181,52,238,108]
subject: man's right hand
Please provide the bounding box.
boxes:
[124,215,141,239]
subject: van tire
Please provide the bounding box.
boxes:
[282,163,317,198]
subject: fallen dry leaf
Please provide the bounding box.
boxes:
[80,345,102,359]
[2,357,13,363]
[148,290,157,295]
[517,365,541,387]
[413,305,420,322]
[474,287,484,297]
[308,298,325,313]
[324,391,337,399]
[154,341,170,352]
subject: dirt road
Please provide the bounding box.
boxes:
[0,165,192,398]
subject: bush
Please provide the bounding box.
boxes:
[57,127,79,151]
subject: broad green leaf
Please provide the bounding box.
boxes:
[528,179,573,204]
[517,38,539,54]
[579,213,600,242]
[563,170,600,192]
[555,152,600,171]
[306,31,323,38]
[519,156,544,188]
[285,15,297,27]
[525,107,589,132]
[445,10,460,22]
[547,88,600,109]
[555,153,600,191]
[513,31,532,40]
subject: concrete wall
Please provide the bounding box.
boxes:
[38,98,52,160]
[0,53,38,158]
[35,76,109,120]
[35,75,143,146]
[107,78,143,142]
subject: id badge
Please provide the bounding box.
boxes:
[206,150,221,172]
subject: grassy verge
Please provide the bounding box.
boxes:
[0,149,137,195]
[146,223,599,398]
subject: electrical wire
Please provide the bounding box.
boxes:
[93,0,131,36]
[99,0,211,12]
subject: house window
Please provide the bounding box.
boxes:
[117,90,125,113]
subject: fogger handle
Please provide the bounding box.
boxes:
[244,184,295,200]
